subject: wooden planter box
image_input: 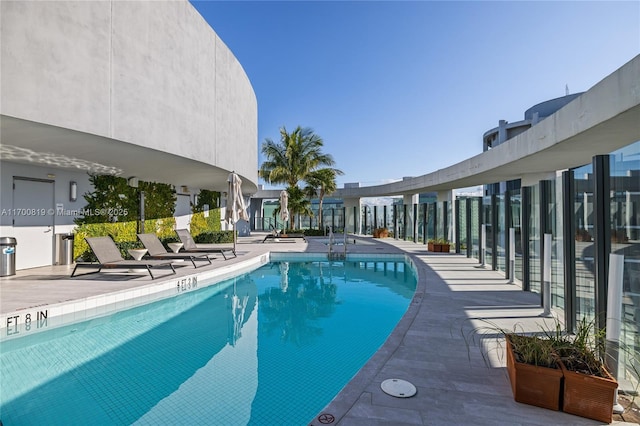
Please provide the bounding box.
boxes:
[560,361,618,423]
[373,228,389,238]
[505,336,563,411]
[430,243,451,252]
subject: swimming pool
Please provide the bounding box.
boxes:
[0,258,416,425]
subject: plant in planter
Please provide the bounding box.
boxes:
[427,239,436,251]
[552,318,618,423]
[372,227,389,238]
[611,229,629,243]
[575,228,592,242]
[463,320,563,411]
[438,238,451,253]
[505,333,564,410]
[465,318,637,421]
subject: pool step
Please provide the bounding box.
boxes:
[328,252,346,261]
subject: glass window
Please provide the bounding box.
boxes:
[436,202,443,241]
[496,194,506,273]
[470,198,480,260]
[483,195,493,268]
[529,184,541,294]
[426,203,436,242]
[509,189,523,284]
[572,164,595,322]
[418,204,426,243]
[552,177,565,313]
[609,141,640,389]
[406,204,414,241]
[458,198,468,252]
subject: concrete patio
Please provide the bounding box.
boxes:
[0,233,636,425]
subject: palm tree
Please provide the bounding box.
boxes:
[304,167,343,230]
[260,126,337,222]
[286,185,312,229]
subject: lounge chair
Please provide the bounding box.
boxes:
[137,233,214,268]
[262,233,306,243]
[71,236,176,279]
[175,229,237,260]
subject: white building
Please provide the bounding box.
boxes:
[0,0,258,270]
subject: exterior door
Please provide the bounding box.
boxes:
[175,193,191,230]
[12,178,55,270]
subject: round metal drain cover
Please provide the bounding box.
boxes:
[380,379,417,398]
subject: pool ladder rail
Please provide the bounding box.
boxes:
[327,228,347,261]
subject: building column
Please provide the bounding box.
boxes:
[343,197,361,235]
[437,190,454,242]
[403,194,419,242]
[593,155,611,334]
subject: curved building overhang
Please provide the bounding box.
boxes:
[257,55,639,200]
[0,116,255,193]
[0,0,258,193]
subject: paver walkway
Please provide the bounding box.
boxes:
[313,238,637,426]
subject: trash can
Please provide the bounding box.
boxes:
[0,237,17,277]
[57,233,75,265]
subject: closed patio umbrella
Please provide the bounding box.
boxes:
[279,190,289,231]
[279,261,289,293]
[226,172,249,252]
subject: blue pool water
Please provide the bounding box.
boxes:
[0,259,416,425]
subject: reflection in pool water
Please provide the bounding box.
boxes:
[0,259,416,425]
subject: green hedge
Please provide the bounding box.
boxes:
[301,229,325,236]
[73,217,177,261]
[190,189,222,235]
[193,231,234,244]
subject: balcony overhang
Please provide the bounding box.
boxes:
[0,115,258,194]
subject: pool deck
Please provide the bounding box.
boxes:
[0,233,636,425]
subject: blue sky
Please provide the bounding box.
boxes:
[191,1,639,188]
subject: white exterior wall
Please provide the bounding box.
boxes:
[0,0,257,183]
[0,0,258,270]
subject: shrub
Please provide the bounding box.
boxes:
[74,221,138,261]
[193,231,234,244]
[190,189,222,235]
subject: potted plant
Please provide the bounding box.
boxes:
[505,333,564,410]
[373,227,389,238]
[611,229,629,243]
[553,318,618,423]
[463,320,563,411]
[575,228,592,242]
[438,238,451,253]
[427,238,436,251]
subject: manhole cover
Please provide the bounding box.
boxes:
[317,413,335,424]
[380,378,417,398]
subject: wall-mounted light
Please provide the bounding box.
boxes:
[127,177,139,188]
[180,185,189,193]
[69,181,77,202]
